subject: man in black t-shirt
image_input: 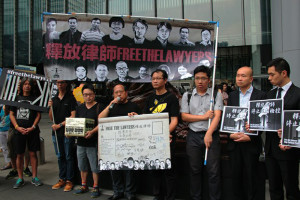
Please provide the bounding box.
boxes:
[99,84,140,200]
[144,69,179,200]
[48,80,77,192]
[73,84,105,198]
[10,78,42,189]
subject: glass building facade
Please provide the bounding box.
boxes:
[0,0,272,88]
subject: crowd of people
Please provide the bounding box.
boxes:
[0,57,299,200]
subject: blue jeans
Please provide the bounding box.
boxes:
[52,134,75,181]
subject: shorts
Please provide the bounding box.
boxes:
[77,145,98,173]
[13,129,40,154]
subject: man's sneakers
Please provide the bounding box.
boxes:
[74,185,89,195]
[91,187,101,198]
[31,177,43,186]
[5,169,18,180]
[13,178,25,189]
[64,181,73,192]
[24,167,32,177]
[52,179,66,189]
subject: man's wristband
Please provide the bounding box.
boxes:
[32,125,36,129]
[15,124,19,129]
[59,123,63,127]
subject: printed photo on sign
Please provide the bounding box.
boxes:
[0,68,54,112]
[42,13,216,82]
[16,100,32,120]
[248,99,283,132]
[98,113,171,170]
[220,106,258,135]
[282,110,300,148]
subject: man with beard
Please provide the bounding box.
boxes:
[60,17,82,45]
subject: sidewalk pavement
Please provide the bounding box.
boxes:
[0,113,153,200]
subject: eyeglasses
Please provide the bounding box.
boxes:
[82,93,95,97]
[116,67,128,71]
[195,77,209,81]
[151,77,164,81]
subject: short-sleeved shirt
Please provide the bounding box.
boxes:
[108,101,141,117]
[181,88,223,132]
[51,92,77,136]
[143,91,180,125]
[11,95,38,128]
[76,103,105,147]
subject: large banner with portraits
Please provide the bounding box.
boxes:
[42,13,216,82]
[98,113,170,170]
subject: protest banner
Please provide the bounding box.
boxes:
[0,68,54,112]
[281,110,300,148]
[98,113,170,170]
[42,13,216,82]
[220,106,257,135]
[248,99,283,131]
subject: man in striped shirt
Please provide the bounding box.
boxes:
[80,18,105,45]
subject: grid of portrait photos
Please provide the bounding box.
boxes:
[42,13,216,82]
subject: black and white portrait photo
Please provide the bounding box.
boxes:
[102,17,131,46]
[60,17,82,45]
[94,63,109,82]
[249,99,283,131]
[73,64,91,82]
[173,27,195,47]
[113,61,133,83]
[152,22,173,49]
[80,18,105,45]
[131,18,151,46]
[220,106,257,135]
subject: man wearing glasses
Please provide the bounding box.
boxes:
[113,61,133,83]
[48,80,77,192]
[181,66,223,200]
[143,69,179,200]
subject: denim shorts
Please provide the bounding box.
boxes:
[77,145,98,173]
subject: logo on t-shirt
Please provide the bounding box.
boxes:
[150,99,167,113]
[16,100,32,120]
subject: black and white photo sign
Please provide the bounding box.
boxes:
[248,99,283,131]
[220,106,257,135]
[282,110,300,148]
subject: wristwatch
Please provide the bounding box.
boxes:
[59,123,63,127]
[32,125,36,129]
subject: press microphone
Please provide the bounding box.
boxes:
[109,97,121,109]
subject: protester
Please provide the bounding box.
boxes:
[181,66,223,200]
[143,69,179,200]
[99,84,141,200]
[227,66,265,200]
[264,58,300,200]
[10,78,42,189]
[48,80,77,192]
[73,83,105,198]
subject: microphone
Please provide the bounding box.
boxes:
[109,97,121,109]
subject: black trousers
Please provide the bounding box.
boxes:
[111,170,136,198]
[186,130,221,200]
[265,156,300,200]
[229,144,260,200]
[152,145,176,200]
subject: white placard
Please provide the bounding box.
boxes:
[98,113,171,170]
